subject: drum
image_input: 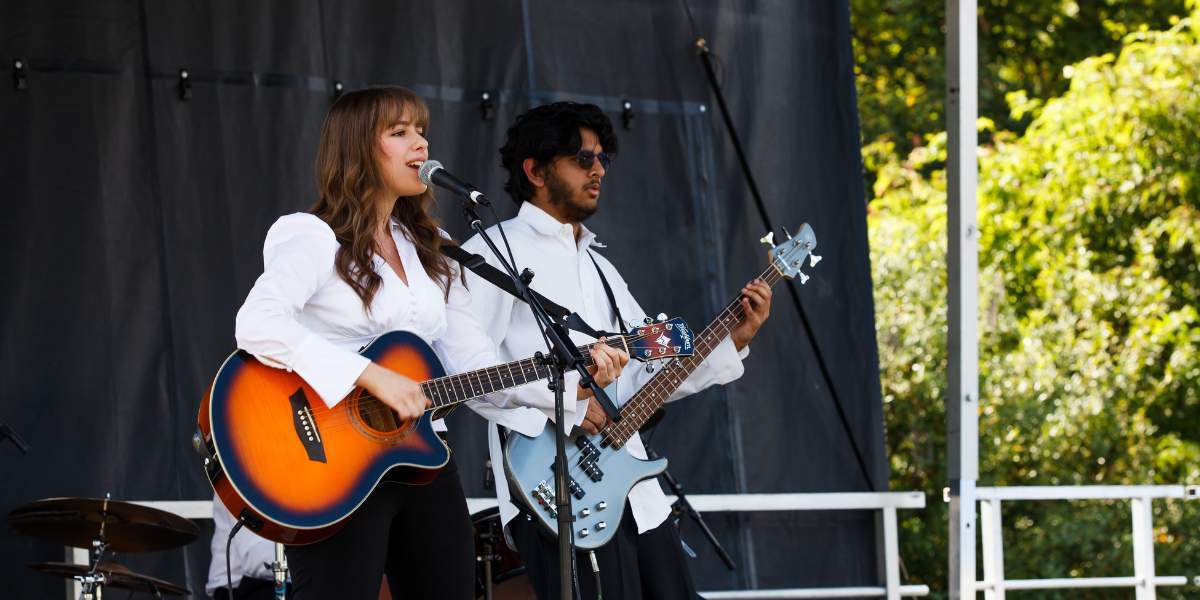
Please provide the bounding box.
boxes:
[472,507,535,600]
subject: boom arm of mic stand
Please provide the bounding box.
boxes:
[461,205,621,422]
[646,445,737,571]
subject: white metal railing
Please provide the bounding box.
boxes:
[968,485,1200,599]
[686,493,929,599]
[67,493,929,600]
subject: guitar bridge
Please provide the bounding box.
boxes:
[289,388,327,463]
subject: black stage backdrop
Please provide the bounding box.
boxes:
[0,1,885,597]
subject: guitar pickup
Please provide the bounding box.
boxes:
[579,460,604,483]
[574,436,601,460]
[289,388,327,463]
[547,463,587,499]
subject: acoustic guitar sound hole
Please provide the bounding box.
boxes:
[348,394,412,443]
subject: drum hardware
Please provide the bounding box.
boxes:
[29,560,190,598]
[8,495,197,599]
[472,508,535,600]
[273,542,289,599]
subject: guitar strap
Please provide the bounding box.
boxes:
[440,244,616,339]
[587,251,629,335]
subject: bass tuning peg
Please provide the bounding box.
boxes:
[809,254,822,267]
[759,232,775,247]
[655,313,667,322]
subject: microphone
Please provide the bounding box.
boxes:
[418,160,490,206]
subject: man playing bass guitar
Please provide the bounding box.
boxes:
[463,102,773,600]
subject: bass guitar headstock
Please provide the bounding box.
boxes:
[624,317,694,362]
[761,223,820,284]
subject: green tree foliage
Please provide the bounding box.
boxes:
[851,0,1188,159]
[868,13,1200,597]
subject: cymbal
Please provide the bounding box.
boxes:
[8,497,199,552]
[30,561,190,596]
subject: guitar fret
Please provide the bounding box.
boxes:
[470,371,484,396]
[470,371,484,397]
[483,367,498,394]
[454,374,469,401]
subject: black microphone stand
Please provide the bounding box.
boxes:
[640,411,735,570]
[644,445,736,570]
[0,420,30,454]
[459,201,620,600]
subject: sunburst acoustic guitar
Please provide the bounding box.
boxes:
[195,319,694,544]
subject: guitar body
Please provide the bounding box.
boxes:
[196,331,449,544]
[504,426,667,550]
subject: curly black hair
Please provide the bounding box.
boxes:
[499,101,619,205]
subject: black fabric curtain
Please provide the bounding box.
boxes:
[0,1,884,596]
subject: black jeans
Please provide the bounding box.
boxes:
[284,457,475,600]
[509,501,700,600]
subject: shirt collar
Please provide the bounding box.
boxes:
[516,202,601,250]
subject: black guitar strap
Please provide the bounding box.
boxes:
[587,251,629,335]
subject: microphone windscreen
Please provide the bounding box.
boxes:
[418,160,443,187]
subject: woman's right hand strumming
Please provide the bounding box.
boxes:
[356,363,431,420]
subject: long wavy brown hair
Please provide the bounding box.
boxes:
[310,87,453,310]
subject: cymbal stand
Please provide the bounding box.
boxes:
[76,494,116,599]
[78,537,111,599]
[273,543,289,599]
[476,517,503,600]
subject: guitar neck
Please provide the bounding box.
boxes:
[415,338,626,410]
[604,264,785,446]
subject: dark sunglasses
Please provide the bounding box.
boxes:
[573,149,612,171]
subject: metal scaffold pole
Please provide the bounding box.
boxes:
[946,0,980,598]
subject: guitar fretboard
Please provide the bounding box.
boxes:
[603,264,785,447]
[355,338,628,414]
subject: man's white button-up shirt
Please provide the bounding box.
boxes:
[463,202,747,534]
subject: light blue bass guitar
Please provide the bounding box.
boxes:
[504,224,819,549]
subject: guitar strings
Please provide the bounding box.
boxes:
[605,264,783,445]
[332,332,657,430]
[259,330,674,436]
[558,265,785,486]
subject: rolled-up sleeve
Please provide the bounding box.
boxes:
[234,214,371,407]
